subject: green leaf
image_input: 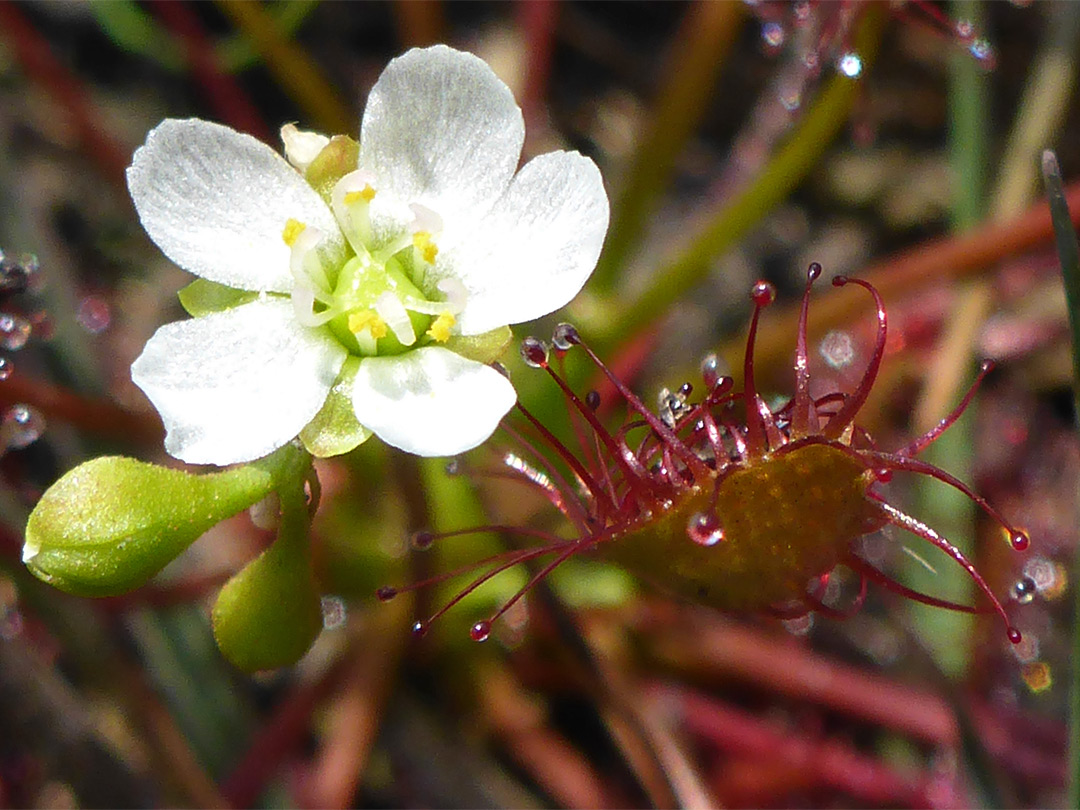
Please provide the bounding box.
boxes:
[443,325,513,365]
[177,279,258,317]
[299,357,372,457]
[211,508,322,672]
[24,457,277,596]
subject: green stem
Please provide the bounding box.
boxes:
[1042,150,1080,810]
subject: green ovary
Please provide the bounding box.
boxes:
[324,253,432,356]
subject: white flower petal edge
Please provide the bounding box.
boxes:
[127,119,344,294]
[131,298,347,465]
[350,346,516,457]
[442,150,609,335]
[359,45,524,236]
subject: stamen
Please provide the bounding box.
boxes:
[413,231,439,264]
[282,218,307,247]
[348,310,388,339]
[344,185,376,205]
[426,312,455,342]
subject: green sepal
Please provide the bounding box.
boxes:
[178,278,258,317]
[299,357,372,458]
[305,135,359,205]
[24,456,278,597]
[211,512,322,672]
[443,325,513,364]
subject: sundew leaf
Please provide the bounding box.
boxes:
[24,456,277,596]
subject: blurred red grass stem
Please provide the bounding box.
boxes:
[0,1,130,187]
[725,179,1080,375]
[0,374,163,447]
[152,1,272,142]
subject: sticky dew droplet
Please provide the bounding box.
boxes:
[687,511,724,547]
[1007,627,1023,645]
[2,404,44,450]
[585,390,601,410]
[969,39,994,65]
[376,586,398,602]
[1010,577,1036,605]
[520,337,548,368]
[469,620,491,642]
[321,595,346,629]
[751,280,776,306]
[762,21,785,50]
[551,322,580,351]
[411,530,434,550]
[1009,528,1030,552]
[0,313,30,351]
[411,620,429,637]
[0,357,11,381]
[820,330,856,369]
[700,353,722,389]
[836,52,862,78]
[76,296,111,334]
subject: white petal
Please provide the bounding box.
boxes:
[359,45,524,230]
[281,123,329,171]
[351,347,515,457]
[131,298,347,465]
[127,119,344,293]
[440,151,609,335]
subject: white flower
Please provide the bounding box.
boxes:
[127,45,609,465]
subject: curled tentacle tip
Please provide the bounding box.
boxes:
[831,275,849,287]
[807,262,822,282]
[375,586,397,602]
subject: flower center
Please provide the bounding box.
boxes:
[283,171,465,357]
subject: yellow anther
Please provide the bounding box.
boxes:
[412,231,439,264]
[344,184,376,205]
[348,310,388,339]
[282,218,307,247]
[426,312,455,343]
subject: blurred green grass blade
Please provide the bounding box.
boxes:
[1041,149,1080,809]
[594,5,885,351]
[906,0,989,682]
[88,0,317,74]
[590,2,743,294]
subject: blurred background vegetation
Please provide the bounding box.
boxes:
[0,1,1075,807]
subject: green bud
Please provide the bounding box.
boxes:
[211,507,322,671]
[24,456,278,596]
